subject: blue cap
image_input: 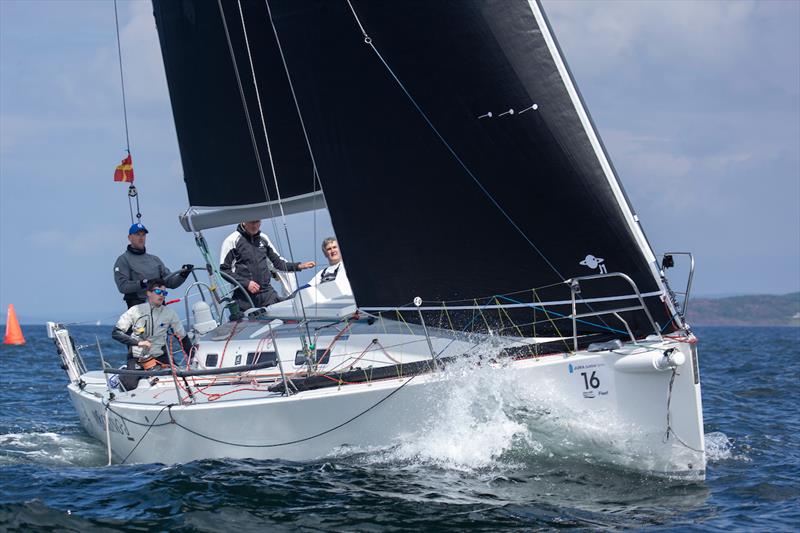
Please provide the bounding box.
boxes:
[128,223,149,235]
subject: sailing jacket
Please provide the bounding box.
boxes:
[113,246,185,305]
[220,225,301,310]
[112,301,186,360]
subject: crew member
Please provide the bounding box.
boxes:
[309,237,352,295]
[220,220,315,312]
[111,279,193,390]
[113,222,192,308]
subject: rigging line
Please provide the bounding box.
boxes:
[257,0,335,330]
[663,367,703,453]
[166,372,419,448]
[127,198,135,226]
[219,0,297,319]
[113,0,130,153]
[217,1,274,215]
[364,290,664,311]
[235,1,312,331]
[237,0,286,264]
[344,0,563,280]
[312,167,319,313]
[107,403,173,465]
[496,294,628,336]
[263,0,322,195]
[236,0,284,220]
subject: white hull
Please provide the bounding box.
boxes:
[62,329,705,478]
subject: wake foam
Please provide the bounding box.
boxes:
[352,344,685,475]
[0,431,106,467]
[705,431,749,463]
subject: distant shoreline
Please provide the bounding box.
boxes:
[5,292,798,329]
[686,292,799,327]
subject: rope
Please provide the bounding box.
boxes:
[113,1,143,225]
[111,372,420,451]
[221,0,314,337]
[474,298,492,333]
[262,0,322,188]
[496,294,628,337]
[442,302,455,332]
[127,185,142,225]
[215,321,240,369]
[217,0,274,215]
[235,0,282,213]
[343,0,562,280]
[663,367,703,453]
[105,403,173,465]
[340,2,629,336]
[496,297,525,339]
[113,0,130,153]
[232,0,284,256]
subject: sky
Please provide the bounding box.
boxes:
[1,0,798,323]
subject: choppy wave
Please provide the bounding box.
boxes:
[704,431,752,463]
[0,431,105,467]
[332,350,698,478]
[2,325,799,531]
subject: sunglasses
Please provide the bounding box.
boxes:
[152,288,168,296]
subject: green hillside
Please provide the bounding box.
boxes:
[686,292,800,326]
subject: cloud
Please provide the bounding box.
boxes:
[109,1,170,107]
[42,2,170,124]
[544,1,757,71]
[31,227,119,256]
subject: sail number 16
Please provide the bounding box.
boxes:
[581,371,600,390]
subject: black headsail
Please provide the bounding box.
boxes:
[153,0,680,339]
[152,0,322,230]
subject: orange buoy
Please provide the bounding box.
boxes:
[3,304,26,345]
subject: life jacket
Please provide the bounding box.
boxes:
[319,264,341,283]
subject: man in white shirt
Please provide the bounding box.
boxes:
[308,237,352,296]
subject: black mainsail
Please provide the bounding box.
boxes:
[153,0,680,338]
[152,0,321,229]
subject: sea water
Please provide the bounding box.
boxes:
[0,326,797,531]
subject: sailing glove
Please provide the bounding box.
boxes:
[179,265,194,278]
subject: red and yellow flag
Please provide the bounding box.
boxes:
[114,153,134,183]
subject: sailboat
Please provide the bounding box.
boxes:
[49,0,705,477]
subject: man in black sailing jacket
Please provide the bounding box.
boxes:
[220,220,315,313]
[113,223,192,308]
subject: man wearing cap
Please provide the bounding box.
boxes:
[112,278,193,390]
[113,222,192,308]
